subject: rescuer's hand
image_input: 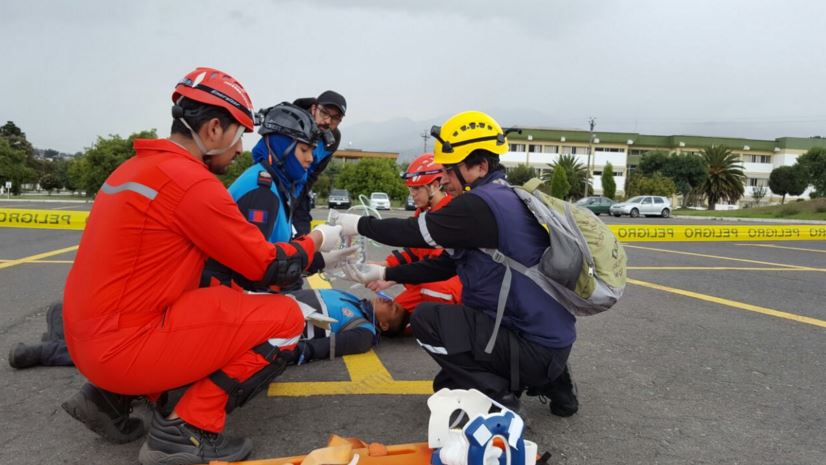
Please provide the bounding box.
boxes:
[320,246,360,269]
[343,262,386,284]
[311,224,343,252]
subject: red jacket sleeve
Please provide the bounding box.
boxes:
[172,178,315,281]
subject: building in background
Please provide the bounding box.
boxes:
[333,149,398,163]
[502,129,824,204]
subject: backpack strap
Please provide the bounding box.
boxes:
[480,247,539,354]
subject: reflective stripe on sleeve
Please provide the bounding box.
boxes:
[421,288,454,301]
[418,212,438,247]
[101,182,158,200]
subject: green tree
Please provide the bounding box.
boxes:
[507,164,537,186]
[638,151,670,175]
[0,121,42,185]
[73,130,156,196]
[768,165,808,204]
[217,151,253,187]
[639,151,706,206]
[337,158,407,202]
[601,162,616,199]
[549,166,571,199]
[549,154,587,199]
[796,146,826,197]
[0,138,36,195]
[700,145,745,210]
[53,158,77,192]
[39,173,62,194]
[625,172,678,197]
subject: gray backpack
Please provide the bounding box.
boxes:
[481,178,627,353]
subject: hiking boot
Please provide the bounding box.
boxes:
[61,383,145,444]
[8,343,42,369]
[526,366,579,417]
[138,410,252,465]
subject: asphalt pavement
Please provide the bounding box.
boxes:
[1,202,824,464]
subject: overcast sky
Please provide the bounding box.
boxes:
[2,0,825,154]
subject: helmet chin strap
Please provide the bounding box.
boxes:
[178,116,244,157]
[174,98,244,158]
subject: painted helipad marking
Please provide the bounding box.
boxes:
[270,268,434,397]
[628,278,826,329]
[623,244,815,270]
[0,245,78,271]
[735,243,826,254]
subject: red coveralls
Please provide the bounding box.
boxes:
[63,139,314,433]
[385,195,463,312]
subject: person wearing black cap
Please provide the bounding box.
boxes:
[292,90,347,236]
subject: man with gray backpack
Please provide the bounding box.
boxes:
[337,110,626,416]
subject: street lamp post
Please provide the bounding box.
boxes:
[586,117,596,196]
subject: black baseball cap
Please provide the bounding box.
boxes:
[317,90,347,116]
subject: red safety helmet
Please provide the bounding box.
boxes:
[172,67,255,132]
[402,153,445,187]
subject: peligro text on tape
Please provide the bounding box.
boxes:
[609,225,826,242]
[0,208,88,230]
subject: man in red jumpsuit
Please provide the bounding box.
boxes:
[63,67,342,465]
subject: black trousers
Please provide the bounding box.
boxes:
[411,302,571,402]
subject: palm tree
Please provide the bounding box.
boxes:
[700,145,745,210]
[548,154,588,199]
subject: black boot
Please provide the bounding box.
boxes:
[8,343,43,369]
[138,410,252,465]
[61,383,145,444]
[526,365,579,417]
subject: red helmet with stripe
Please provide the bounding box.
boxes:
[402,153,445,187]
[172,67,255,132]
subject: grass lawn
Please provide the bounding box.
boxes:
[676,198,826,221]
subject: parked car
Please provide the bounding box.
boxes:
[610,195,672,218]
[328,189,351,209]
[405,194,416,211]
[369,192,391,210]
[575,196,615,216]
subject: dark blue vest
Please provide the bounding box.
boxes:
[453,174,576,348]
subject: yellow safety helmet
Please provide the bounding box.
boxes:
[430,111,509,165]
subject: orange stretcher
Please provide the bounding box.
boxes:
[205,434,433,465]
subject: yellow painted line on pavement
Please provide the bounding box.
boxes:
[736,243,826,254]
[0,259,74,264]
[623,244,815,270]
[270,265,433,397]
[628,278,826,329]
[269,349,433,397]
[0,245,78,271]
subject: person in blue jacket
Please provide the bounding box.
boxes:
[201,102,353,290]
[291,91,346,236]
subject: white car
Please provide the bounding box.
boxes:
[369,192,391,210]
[610,195,672,218]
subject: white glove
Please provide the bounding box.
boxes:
[320,246,360,269]
[343,262,386,284]
[336,213,362,237]
[312,223,342,252]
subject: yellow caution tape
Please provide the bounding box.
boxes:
[3,208,825,242]
[0,208,89,230]
[609,224,826,242]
